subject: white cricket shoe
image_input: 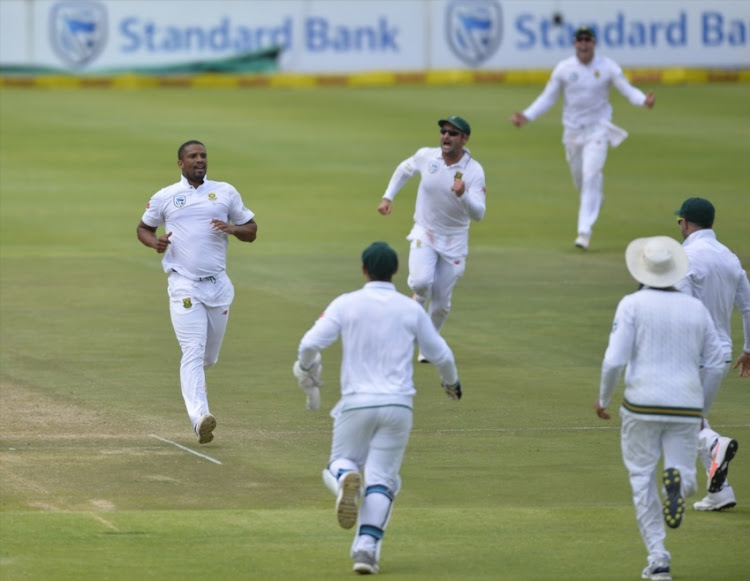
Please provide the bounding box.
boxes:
[707,437,738,492]
[693,485,736,511]
[196,413,216,444]
[336,471,361,529]
[352,550,379,575]
[417,352,429,363]
[574,233,590,250]
[641,562,671,580]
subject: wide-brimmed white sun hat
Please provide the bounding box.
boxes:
[625,236,689,288]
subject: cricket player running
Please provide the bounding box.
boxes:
[511,26,655,250]
[137,140,257,444]
[377,116,486,361]
[596,236,724,581]
[293,242,462,575]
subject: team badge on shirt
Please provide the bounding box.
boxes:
[428,160,440,174]
[595,70,600,78]
[208,193,217,202]
[183,298,192,309]
[173,195,187,208]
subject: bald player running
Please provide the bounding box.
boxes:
[137,140,257,444]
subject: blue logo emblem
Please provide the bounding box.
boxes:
[173,195,187,208]
[446,1,502,66]
[49,2,108,69]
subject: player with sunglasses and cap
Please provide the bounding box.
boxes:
[673,197,750,512]
[511,26,655,251]
[377,116,486,361]
[596,236,724,581]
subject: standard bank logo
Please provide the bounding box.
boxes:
[446,0,502,66]
[49,1,108,68]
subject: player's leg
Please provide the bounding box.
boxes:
[407,239,439,310]
[169,295,210,431]
[577,133,608,239]
[620,412,671,573]
[428,253,466,333]
[323,408,378,529]
[351,406,413,573]
[204,305,230,369]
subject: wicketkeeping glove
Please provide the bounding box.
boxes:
[293,353,323,410]
[442,380,462,400]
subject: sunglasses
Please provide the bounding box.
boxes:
[440,128,461,137]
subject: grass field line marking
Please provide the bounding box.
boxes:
[149,434,222,465]
[89,513,120,532]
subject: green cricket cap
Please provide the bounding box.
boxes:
[438,116,471,136]
[574,26,596,40]
[674,197,715,227]
[362,242,399,279]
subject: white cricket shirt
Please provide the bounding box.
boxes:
[383,147,486,255]
[523,54,647,130]
[297,281,459,412]
[141,175,254,280]
[599,288,725,420]
[676,229,750,354]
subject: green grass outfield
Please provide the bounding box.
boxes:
[1,84,748,581]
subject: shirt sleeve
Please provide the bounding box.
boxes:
[227,186,255,225]
[141,191,165,228]
[460,164,486,222]
[523,67,563,121]
[415,308,458,385]
[610,61,647,106]
[383,150,421,201]
[735,269,750,353]
[297,298,343,368]
[599,297,634,408]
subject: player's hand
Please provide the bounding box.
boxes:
[155,231,172,253]
[451,171,465,197]
[377,199,392,215]
[211,218,233,234]
[293,354,323,410]
[595,400,611,420]
[510,112,528,127]
[733,351,750,377]
[644,92,656,109]
[442,381,462,400]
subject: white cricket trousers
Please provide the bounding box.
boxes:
[698,357,733,487]
[327,405,413,559]
[407,241,466,333]
[619,410,699,567]
[564,125,609,237]
[167,271,234,430]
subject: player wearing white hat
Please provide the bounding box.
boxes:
[596,236,724,581]
[377,116,486,361]
[137,140,257,444]
[511,26,655,250]
[293,242,461,575]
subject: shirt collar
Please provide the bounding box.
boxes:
[683,228,716,246]
[438,148,471,168]
[179,174,207,189]
[364,281,396,291]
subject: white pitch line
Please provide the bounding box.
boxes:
[149,434,222,465]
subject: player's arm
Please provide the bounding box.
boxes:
[211,218,257,242]
[137,220,172,253]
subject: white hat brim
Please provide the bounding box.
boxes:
[625,236,689,288]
